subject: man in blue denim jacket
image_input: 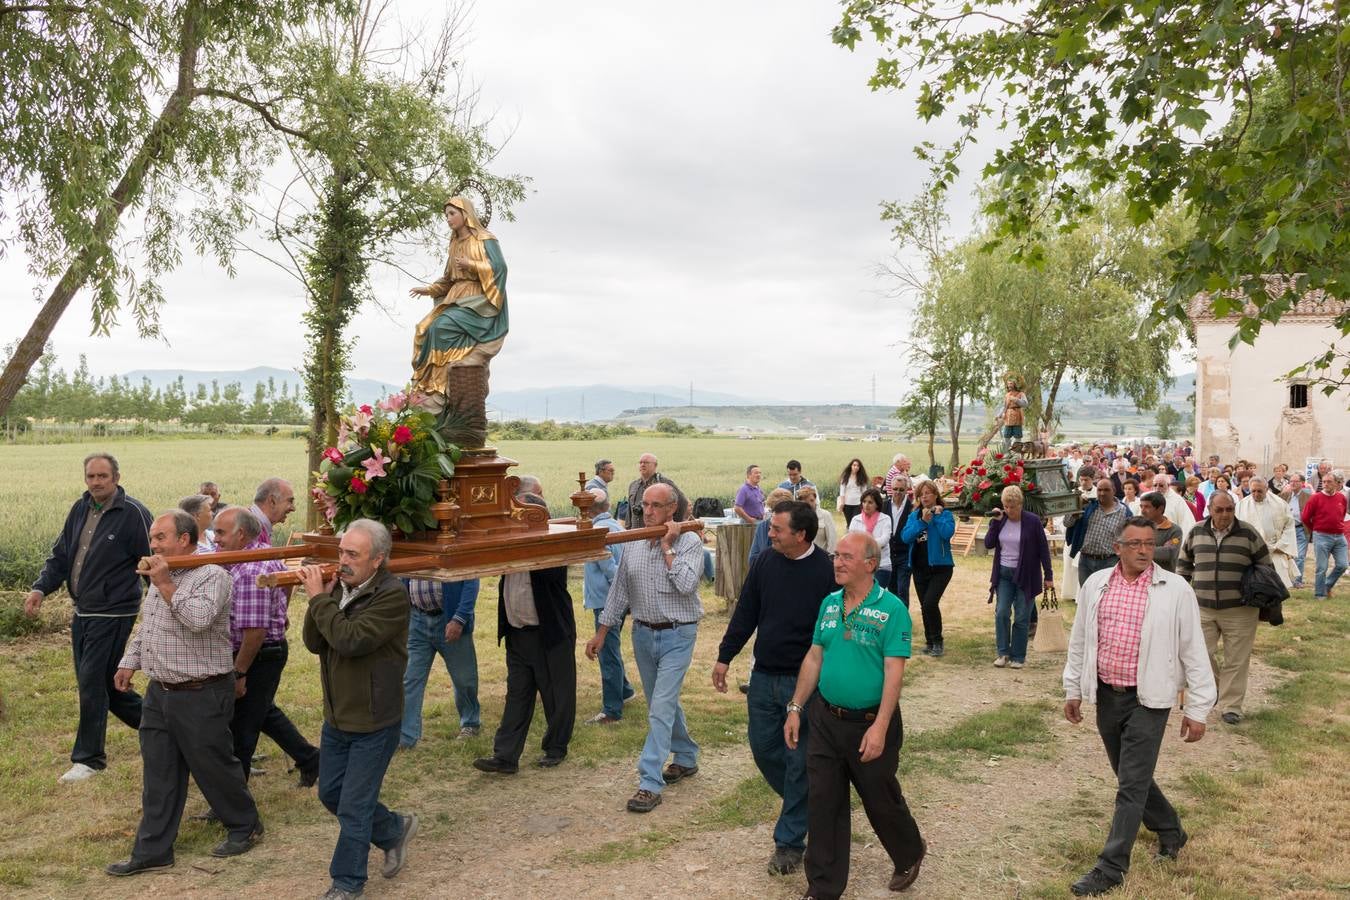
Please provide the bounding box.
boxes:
[582,490,635,725]
[399,578,482,747]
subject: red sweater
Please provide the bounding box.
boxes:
[1302,490,1347,534]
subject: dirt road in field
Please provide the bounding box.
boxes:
[51,626,1280,900]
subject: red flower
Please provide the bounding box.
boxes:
[1007,470,1022,483]
[979,480,993,490]
[350,475,369,494]
[977,467,987,476]
[994,452,1005,460]
[359,404,373,414]
[1025,481,1037,492]
[1003,464,1012,472]
[323,447,343,464]
[393,425,413,445]
[972,491,982,502]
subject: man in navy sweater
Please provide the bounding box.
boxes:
[713,500,837,877]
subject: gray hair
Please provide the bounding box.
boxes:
[253,476,290,505]
[594,458,613,475]
[517,474,543,497]
[1000,485,1024,504]
[892,452,908,465]
[214,506,261,541]
[344,518,392,566]
[160,508,198,545]
[589,487,610,514]
[83,451,120,477]
[857,533,882,565]
[1248,477,1268,489]
[178,494,212,517]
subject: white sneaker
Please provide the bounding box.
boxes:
[58,763,98,784]
[993,656,1008,668]
[1009,660,1025,670]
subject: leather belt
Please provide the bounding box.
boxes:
[1099,680,1136,694]
[159,672,231,692]
[822,699,882,722]
[635,620,688,631]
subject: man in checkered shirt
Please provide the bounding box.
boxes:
[106,511,262,876]
[1062,516,1215,897]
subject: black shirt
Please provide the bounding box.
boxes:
[717,545,837,676]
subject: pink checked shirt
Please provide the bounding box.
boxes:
[1095,563,1153,688]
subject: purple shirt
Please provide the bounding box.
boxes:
[999,517,1023,570]
[736,482,766,520]
[226,537,289,650]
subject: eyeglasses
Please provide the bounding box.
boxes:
[1116,540,1155,551]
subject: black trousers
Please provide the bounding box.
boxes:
[1093,684,1182,880]
[133,678,259,863]
[911,563,953,646]
[71,614,142,769]
[233,641,316,781]
[805,698,924,900]
[491,626,576,765]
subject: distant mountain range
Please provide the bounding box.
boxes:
[115,367,1195,422]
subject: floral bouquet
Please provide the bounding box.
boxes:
[949,451,1039,515]
[312,390,460,534]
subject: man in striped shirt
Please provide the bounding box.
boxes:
[1063,517,1215,896]
[107,511,262,876]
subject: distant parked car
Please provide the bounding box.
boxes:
[862,435,880,442]
[838,436,854,442]
[805,433,826,441]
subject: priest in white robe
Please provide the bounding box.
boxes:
[1237,477,1299,587]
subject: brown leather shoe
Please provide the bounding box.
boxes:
[663,763,699,783]
[888,839,927,891]
[626,789,662,813]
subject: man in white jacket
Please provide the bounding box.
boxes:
[1062,516,1216,897]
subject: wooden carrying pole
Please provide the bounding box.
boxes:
[138,544,323,573]
[604,520,703,545]
[255,554,444,589]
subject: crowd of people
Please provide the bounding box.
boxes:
[19,440,1348,898]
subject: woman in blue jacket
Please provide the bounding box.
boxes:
[901,480,956,657]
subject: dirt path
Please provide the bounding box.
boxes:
[48,645,1282,900]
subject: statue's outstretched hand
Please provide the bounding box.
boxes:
[409,285,431,297]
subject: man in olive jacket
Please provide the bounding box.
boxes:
[299,519,417,900]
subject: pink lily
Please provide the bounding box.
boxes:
[351,410,373,433]
[361,447,391,480]
[378,392,407,412]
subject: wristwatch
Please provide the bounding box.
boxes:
[786,702,804,715]
[663,548,676,557]
[234,670,248,679]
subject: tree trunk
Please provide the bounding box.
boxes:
[304,267,346,529]
[0,3,204,420]
[946,387,961,473]
[1040,366,1067,438]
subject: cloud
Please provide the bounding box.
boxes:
[0,0,995,408]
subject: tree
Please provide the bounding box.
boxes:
[0,0,339,419]
[834,1,1350,389]
[237,6,523,524]
[1155,405,1182,441]
[893,370,942,471]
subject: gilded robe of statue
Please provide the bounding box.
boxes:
[411,196,508,397]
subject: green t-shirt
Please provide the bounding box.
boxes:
[812,583,912,709]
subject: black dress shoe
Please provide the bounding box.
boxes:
[211,820,264,857]
[1155,829,1188,861]
[535,755,566,769]
[1070,868,1122,896]
[1221,711,1242,725]
[472,756,519,775]
[105,856,174,876]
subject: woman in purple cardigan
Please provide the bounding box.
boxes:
[983,485,1054,668]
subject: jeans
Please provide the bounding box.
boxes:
[317,721,404,893]
[1294,525,1309,580]
[630,621,699,793]
[1078,553,1119,588]
[71,613,142,769]
[401,608,480,746]
[1312,531,1348,597]
[888,564,912,608]
[873,568,891,590]
[1093,685,1181,880]
[592,608,634,719]
[747,673,809,849]
[994,567,1031,663]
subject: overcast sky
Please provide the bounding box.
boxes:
[0,0,994,407]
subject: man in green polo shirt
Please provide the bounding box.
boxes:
[784,532,926,899]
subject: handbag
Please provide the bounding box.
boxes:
[1033,585,1068,653]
